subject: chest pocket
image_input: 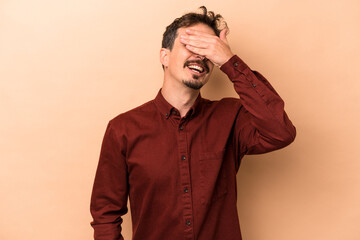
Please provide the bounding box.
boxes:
[199,150,228,205]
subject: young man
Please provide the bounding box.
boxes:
[90,6,296,240]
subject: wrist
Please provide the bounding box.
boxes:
[219,53,234,67]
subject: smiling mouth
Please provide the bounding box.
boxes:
[188,64,204,74]
[184,60,209,75]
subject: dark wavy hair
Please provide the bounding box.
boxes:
[161,6,228,51]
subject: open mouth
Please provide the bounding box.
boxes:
[187,64,205,74]
[184,60,209,76]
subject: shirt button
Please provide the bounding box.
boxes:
[252,83,256,87]
[179,126,184,130]
[181,155,186,160]
[184,187,189,193]
[172,110,178,115]
[233,62,238,67]
[186,220,191,226]
[165,113,169,118]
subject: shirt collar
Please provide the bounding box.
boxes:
[154,88,203,119]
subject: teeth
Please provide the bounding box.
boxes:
[188,65,203,72]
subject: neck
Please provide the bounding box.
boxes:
[161,80,199,117]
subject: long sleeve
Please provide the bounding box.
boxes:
[220,55,296,156]
[90,121,129,240]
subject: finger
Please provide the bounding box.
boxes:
[180,37,209,49]
[185,28,215,38]
[219,29,228,44]
[181,34,216,44]
[185,45,207,56]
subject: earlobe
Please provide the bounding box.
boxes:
[160,48,169,67]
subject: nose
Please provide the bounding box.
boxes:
[195,54,208,63]
[196,54,205,60]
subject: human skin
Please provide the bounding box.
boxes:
[180,25,234,67]
[159,23,234,117]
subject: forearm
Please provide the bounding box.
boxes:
[90,122,129,239]
[91,177,127,240]
[221,55,296,153]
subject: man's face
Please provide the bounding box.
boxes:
[162,23,215,90]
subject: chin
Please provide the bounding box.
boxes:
[182,79,204,90]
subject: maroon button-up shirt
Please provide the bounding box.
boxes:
[90,55,296,240]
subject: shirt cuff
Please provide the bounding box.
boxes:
[220,55,249,80]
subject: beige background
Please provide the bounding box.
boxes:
[1,0,359,239]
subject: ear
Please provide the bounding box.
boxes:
[160,48,170,68]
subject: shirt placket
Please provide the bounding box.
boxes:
[177,117,194,240]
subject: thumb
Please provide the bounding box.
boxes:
[219,28,228,43]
